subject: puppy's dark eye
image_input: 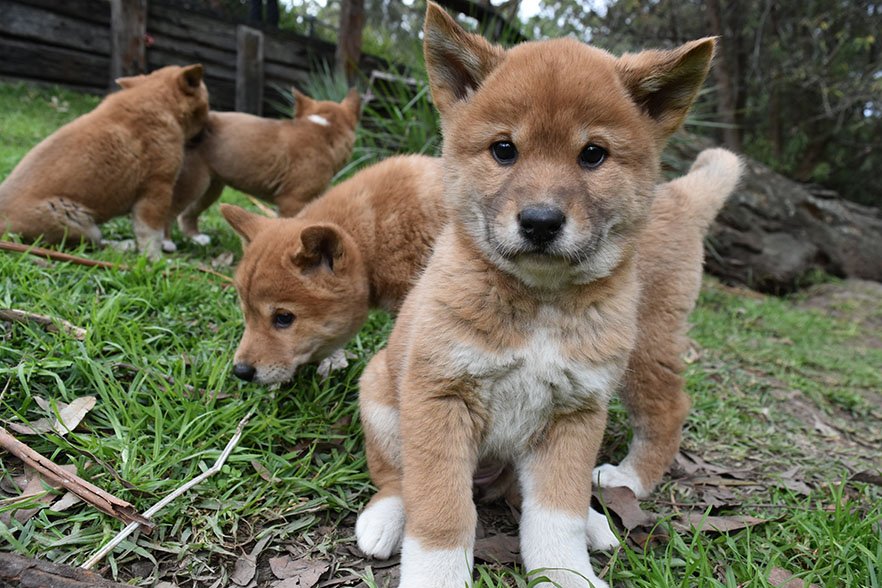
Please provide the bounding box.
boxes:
[273,312,295,329]
[490,141,518,165]
[579,144,607,169]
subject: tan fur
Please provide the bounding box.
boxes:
[356,4,726,587]
[612,148,744,495]
[221,154,446,384]
[0,65,209,258]
[173,89,361,239]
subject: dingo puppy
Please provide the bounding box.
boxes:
[220,154,446,384]
[0,65,208,259]
[172,89,361,245]
[354,4,732,587]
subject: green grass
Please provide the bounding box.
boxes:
[1,82,880,587]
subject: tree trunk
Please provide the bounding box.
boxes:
[248,0,262,25]
[336,0,365,85]
[705,0,742,151]
[265,0,279,28]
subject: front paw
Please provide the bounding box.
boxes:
[161,239,178,253]
[316,349,353,380]
[356,496,405,559]
[592,463,648,498]
[586,507,619,551]
[191,233,211,246]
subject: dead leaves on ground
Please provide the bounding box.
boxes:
[6,395,96,436]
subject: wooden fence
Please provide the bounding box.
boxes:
[0,0,387,114]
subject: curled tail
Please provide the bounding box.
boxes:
[661,147,743,232]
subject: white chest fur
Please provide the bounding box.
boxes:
[446,310,624,460]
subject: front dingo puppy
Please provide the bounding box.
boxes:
[355,3,724,587]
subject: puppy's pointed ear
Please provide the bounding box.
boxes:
[116,75,146,90]
[342,87,361,119]
[221,204,268,246]
[178,63,205,95]
[291,224,344,272]
[423,1,505,114]
[292,88,313,118]
[617,37,716,141]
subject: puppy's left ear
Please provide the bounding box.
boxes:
[116,75,146,90]
[292,224,344,272]
[342,87,361,119]
[292,88,313,118]
[423,1,505,115]
[178,64,205,95]
[221,204,269,246]
[617,37,716,141]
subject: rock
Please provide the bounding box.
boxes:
[665,135,882,293]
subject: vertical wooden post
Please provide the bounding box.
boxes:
[110,0,147,85]
[336,0,365,85]
[236,25,264,115]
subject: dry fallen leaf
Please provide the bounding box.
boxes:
[49,491,82,512]
[268,555,329,587]
[474,533,520,564]
[4,464,78,524]
[230,554,257,586]
[675,512,767,534]
[594,486,657,530]
[850,470,882,487]
[768,566,820,588]
[251,460,280,484]
[7,396,96,436]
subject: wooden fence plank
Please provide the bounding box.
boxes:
[0,2,110,55]
[0,36,109,88]
[6,0,110,26]
[110,0,147,81]
[236,25,264,115]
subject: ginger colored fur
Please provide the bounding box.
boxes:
[355,4,737,588]
[221,154,447,384]
[173,89,361,241]
[0,65,209,258]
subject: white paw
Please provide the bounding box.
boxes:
[356,496,405,559]
[593,463,648,498]
[316,349,350,380]
[161,239,178,253]
[191,233,211,246]
[103,238,137,252]
[586,507,619,551]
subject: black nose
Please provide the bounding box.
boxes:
[232,362,256,382]
[518,205,566,246]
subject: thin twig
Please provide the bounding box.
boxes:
[0,309,87,340]
[81,411,253,570]
[0,427,153,530]
[246,196,278,218]
[0,241,123,269]
[1,239,232,283]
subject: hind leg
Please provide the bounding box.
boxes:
[6,197,103,247]
[593,346,691,498]
[132,179,175,260]
[356,349,406,559]
[177,176,224,246]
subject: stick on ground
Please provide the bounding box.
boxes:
[81,411,253,570]
[0,427,153,531]
[0,309,87,340]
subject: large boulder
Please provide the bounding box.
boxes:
[665,136,882,293]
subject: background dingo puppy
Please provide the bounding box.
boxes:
[221,154,446,384]
[172,89,361,245]
[0,65,208,259]
[354,4,722,587]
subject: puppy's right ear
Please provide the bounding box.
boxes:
[116,75,146,90]
[221,204,267,246]
[292,88,313,118]
[178,64,205,95]
[423,1,505,115]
